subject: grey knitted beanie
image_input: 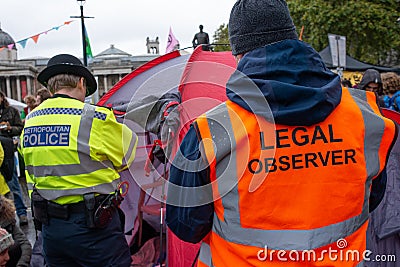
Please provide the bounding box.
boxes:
[229,0,298,55]
[0,227,14,253]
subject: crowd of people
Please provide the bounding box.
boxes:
[0,88,52,266]
[341,69,400,111]
[0,0,399,266]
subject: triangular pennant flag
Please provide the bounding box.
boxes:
[9,21,75,51]
[84,25,93,59]
[166,27,180,54]
[31,34,40,43]
[18,39,28,48]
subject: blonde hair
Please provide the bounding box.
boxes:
[381,72,400,95]
[47,74,83,94]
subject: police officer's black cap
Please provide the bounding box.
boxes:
[38,54,97,96]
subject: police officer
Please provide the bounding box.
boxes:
[20,54,138,267]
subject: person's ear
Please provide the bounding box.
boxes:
[78,77,86,93]
[79,77,86,88]
[235,54,244,65]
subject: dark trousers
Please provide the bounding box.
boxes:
[42,209,131,267]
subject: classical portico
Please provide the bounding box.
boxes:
[0,27,159,104]
[0,27,37,101]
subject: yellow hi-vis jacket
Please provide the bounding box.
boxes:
[195,88,396,267]
[20,96,137,205]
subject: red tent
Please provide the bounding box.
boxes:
[98,46,236,267]
[381,108,400,125]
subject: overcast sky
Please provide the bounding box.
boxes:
[1,0,236,60]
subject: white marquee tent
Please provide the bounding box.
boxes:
[7,97,26,112]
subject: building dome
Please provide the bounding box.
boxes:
[0,27,17,50]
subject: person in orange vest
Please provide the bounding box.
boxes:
[166,1,397,266]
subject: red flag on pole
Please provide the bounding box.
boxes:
[166,27,180,54]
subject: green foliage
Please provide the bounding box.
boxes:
[287,0,400,66]
[212,23,231,52]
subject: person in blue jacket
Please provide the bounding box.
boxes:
[166,0,391,248]
[381,72,400,112]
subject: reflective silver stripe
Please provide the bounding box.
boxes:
[199,242,212,267]
[206,97,377,250]
[213,211,368,250]
[78,104,95,155]
[205,103,239,224]
[27,183,34,191]
[26,153,114,177]
[348,88,385,179]
[37,180,118,200]
[119,133,137,170]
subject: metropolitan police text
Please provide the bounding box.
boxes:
[23,125,71,147]
[248,124,357,174]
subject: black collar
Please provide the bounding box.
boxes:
[52,94,80,101]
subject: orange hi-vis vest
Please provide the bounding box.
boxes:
[195,88,396,267]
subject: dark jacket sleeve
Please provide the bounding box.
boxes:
[369,170,387,212]
[9,107,23,137]
[0,106,23,138]
[369,123,399,212]
[12,224,32,267]
[166,125,214,244]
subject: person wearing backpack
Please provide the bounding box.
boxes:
[381,72,400,112]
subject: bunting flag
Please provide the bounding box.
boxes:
[165,27,180,54]
[19,39,28,48]
[0,20,75,51]
[84,25,93,59]
[31,34,40,43]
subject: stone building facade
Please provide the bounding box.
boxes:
[0,27,159,103]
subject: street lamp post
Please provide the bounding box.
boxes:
[70,0,93,67]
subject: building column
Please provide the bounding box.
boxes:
[27,76,32,95]
[5,77,11,98]
[92,76,99,104]
[103,75,108,92]
[16,76,21,101]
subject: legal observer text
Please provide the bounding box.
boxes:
[248,124,356,173]
[248,149,357,174]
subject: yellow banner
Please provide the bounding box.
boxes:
[342,71,363,86]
